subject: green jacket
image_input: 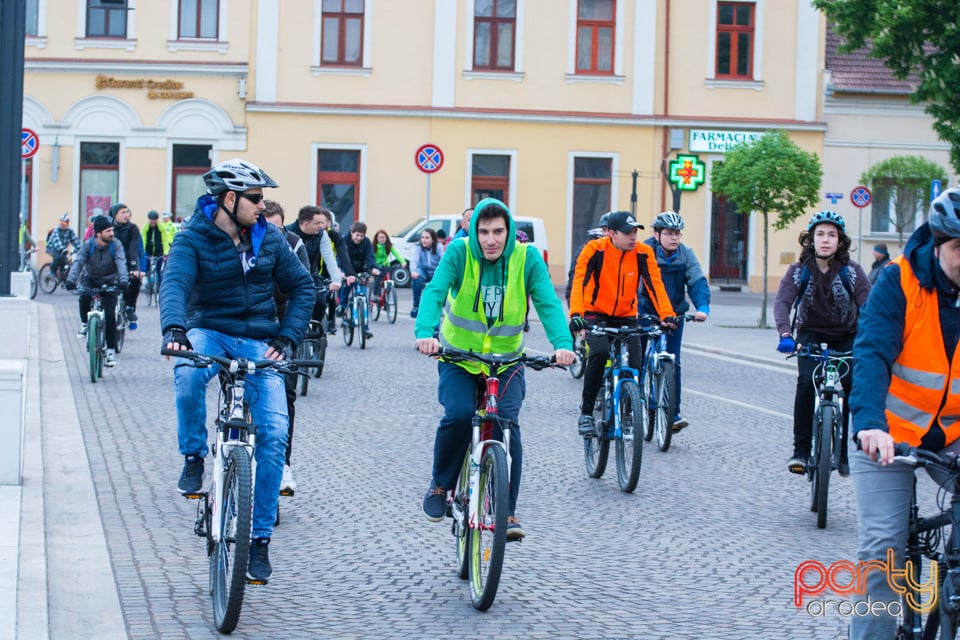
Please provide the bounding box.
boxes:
[414,198,572,352]
[374,243,406,267]
[141,221,176,255]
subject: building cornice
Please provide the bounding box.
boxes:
[246,102,827,131]
[25,58,248,77]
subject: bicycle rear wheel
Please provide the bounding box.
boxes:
[297,341,314,396]
[342,312,355,346]
[87,314,101,383]
[387,287,397,323]
[584,392,609,478]
[454,453,470,580]
[615,379,645,493]
[653,360,676,452]
[39,264,58,294]
[315,333,327,378]
[371,296,381,321]
[114,306,125,354]
[814,405,834,529]
[211,448,252,634]
[28,267,38,299]
[469,445,508,611]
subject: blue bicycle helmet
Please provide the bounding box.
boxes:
[929,188,960,239]
[808,210,846,233]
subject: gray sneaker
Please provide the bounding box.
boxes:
[578,414,595,436]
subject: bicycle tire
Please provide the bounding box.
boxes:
[371,295,381,321]
[315,333,327,378]
[392,265,410,288]
[358,302,367,350]
[29,267,38,299]
[342,313,355,346]
[642,364,655,442]
[211,447,252,634]
[815,405,834,529]
[568,343,585,379]
[87,314,100,383]
[454,453,470,580]
[469,445,508,611]
[654,360,676,452]
[97,322,105,378]
[39,264,58,294]
[114,306,125,355]
[387,287,397,324]
[615,379,644,493]
[298,341,313,396]
[584,391,610,478]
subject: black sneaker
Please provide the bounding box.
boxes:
[364,331,373,339]
[578,414,595,436]
[247,538,272,583]
[178,454,204,495]
[838,459,850,477]
[422,485,447,522]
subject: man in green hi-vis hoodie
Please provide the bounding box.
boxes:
[415,197,575,540]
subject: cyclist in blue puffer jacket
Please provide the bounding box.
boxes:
[638,211,710,432]
[159,159,315,585]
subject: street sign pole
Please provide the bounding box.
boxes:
[426,173,431,222]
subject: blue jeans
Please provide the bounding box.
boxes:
[175,328,288,540]
[432,361,526,516]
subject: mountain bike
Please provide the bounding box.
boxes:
[78,284,121,383]
[789,344,853,529]
[892,443,960,639]
[39,250,76,294]
[568,334,587,379]
[582,324,646,493]
[342,273,372,349]
[161,349,312,634]
[142,256,163,307]
[370,267,398,324]
[19,248,39,299]
[427,348,562,611]
[295,319,326,395]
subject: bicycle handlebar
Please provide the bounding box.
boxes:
[893,442,960,474]
[786,345,855,361]
[425,347,562,371]
[161,349,316,373]
[76,284,124,296]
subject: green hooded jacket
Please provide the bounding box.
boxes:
[414,198,572,351]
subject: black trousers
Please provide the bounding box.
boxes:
[79,290,119,349]
[124,274,141,309]
[793,331,854,460]
[580,314,643,414]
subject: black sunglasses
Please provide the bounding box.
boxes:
[238,192,264,205]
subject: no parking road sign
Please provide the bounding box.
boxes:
[850,185,872,209]
[21,128,39,159]
[415,144,443,174]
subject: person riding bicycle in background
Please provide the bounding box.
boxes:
[409,228,443,318]
[371,228,407,298]
[65,216,129,368]
[415,198,575,540]
[141,210,171,290]
[773,210,870,476]
[639,211,710,432]
[847,188,960,640]
[314,208,353,334]
[339,221,380,339]
[160,158,315,584]
[565,212,609,305]
[263,200,312,498]
[569,210,676,437]
[286,205,344,335]
[109,203,146,330]
[46,213,81,279]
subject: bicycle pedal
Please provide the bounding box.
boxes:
[246,578,269,586]
[181,492,206,500]
[279,488,295,497]
[506,537,524,543]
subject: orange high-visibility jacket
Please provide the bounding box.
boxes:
[569,236,675,320]
[886,256,960,446]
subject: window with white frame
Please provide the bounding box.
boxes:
[870,180,927,235]
[576,0,615,74]
[179,0,218,39]
[707,0,763,83]
[86,0,128,38]
[26,0,40,36]
[321,0,364,66]
[474,0,516,71]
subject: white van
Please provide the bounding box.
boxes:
[392,214,549,265]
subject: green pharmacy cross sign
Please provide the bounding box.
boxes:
[669,155,706,192]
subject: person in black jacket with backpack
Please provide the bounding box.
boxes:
[773,211,871,476]
[109,203,145,329]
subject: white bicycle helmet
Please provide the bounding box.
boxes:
[652,211,684,231]
[929,188,960,239]
[203,159,278,196]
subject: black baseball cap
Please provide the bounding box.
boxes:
[606,211,644,233]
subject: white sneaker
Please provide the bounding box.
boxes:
[105,349,116,367]
[279,464,296,496]
[77,323,88,338]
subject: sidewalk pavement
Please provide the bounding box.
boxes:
[3,287,785,639]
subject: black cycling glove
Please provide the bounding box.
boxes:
[569,315,588,334]
[64,281,77,291]
[268,336,294,360]
[161,326,192,352]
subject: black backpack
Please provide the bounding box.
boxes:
[790,263,854,331]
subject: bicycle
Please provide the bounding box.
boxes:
[892,442,960,639]
[582,324,647,493]
[295,319,327,395]
[342,272,372,349]
[77,284,121,383]
[568,334,587,379]
[19,247,39,300]
[788,344,853,529]
[39,250,76,294]
[161,349,313,634]
[370,266,398,324]
[142,256,164,306]
[426,348,562,611]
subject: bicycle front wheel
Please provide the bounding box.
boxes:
[469,445,508,611]
[371,296,381,321]
[39,264,58,294]
[297,341,313,396]
[87,314,101,383]
[568,343,585,379]
[386,287,397,323]
[342,310,355,346]
[615,379,644,493]
[454,453,470,580]
[814,405,834,529]
[29,267,38,299]
[315,333,327,378]
[211,447,253,634]
[584,393,609,478]
[114,307,125,355]
[653,360,676,452]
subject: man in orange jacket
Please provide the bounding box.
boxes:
[569,210,676,436]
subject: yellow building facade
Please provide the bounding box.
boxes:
[23,0,828,289]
